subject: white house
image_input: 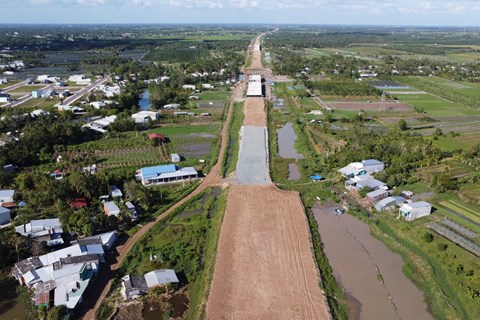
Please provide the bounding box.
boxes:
[0,78,7,84]
[104,201,120,217]
[0,207,11,225]
[110,185,123,198]
[170,153,181,163]
[202,83,213,89]
[121,269,178,300]
[339,159,385,178]
[125,202,138,219]
[90,101,106,109]
[366,189,389,203]
[144,269,179,288]
[132,111,159,124]
[399,201,432,221]
[15,218,64,246]
[375,196,406,212]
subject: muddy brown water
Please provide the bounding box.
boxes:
[0,277,25,320]
[313,204,433,320]
[277,122,304,159]
[288,163,301,181]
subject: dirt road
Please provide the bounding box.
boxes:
[206,185,331,319]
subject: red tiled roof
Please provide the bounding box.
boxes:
[147,133,165,140]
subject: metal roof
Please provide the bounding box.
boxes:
[362,159,383,166]
[140,164,177,180]
[144,269,179,288]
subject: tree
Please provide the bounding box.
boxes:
[397,119,408,131]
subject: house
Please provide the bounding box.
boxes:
[0,78,8,84]
[15,218,64,246]
[31,90,43,98]
[68,75,86,82]
[356,178,387,191]
[12,243,105,310]
[399,201,432,221]
[309,110,323,116]
[375,196,406,212]
[125,202,138,219]
[338,159,384,178]
[144,269,179,288]
[90,101,106,109]
[135,164,198,186]
[147,133,165,142]
[0,93,11,103]
[75,231,117,250]
[25,77,35,85]
[30,109,50,117]
[110,185,123,198]
[121,269,179,300]
[83,164,97,175]
[0,206,11,225]
[3,164,17,173]
[170,153,181,163]
[50,169,64,180]
[0,189,15,204]
[202,83,213,89]
[41,89,57,98]
[59,90,70,98]
[70,198,88,210]
[57,105,85,113]
[132,111,159,124]
[3,71,14,75]
[163,103,180,110]
[182,84,196,90]
[82,115,117,133]
[104,201,120,217]
[366,189,389,203]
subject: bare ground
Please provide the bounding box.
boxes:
[328,101,412,111]
[243,97,266,126]
[206,185,331,320]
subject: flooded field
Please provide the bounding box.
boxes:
[288,163,301,181]
[139,90,151,111]
[313,203,432,320]
[277,122,304,159]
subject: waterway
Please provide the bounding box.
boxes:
[0,277,26,320]
[139,89,151,111]
[313,203,432,320]
[276,122,304,159]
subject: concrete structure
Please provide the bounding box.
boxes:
[0,93,11,103]
[125,202,138,219]
[399,202,432,221]
[132,111,159,123]
[182,84,196,90]
[367,189,389,203]
[163,103,180,110]
[375,196,406,212]
[236,126,269,185]
[0,206,11,225]
[339,159,385,178]
[135,164,198,186]
[246,74,263,97]
[104,201,120,217]
[345,175,387,191]
[82,115,117,133]
[31,90,42,98]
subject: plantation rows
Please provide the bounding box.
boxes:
[144,47,209,63]
[428,223,480,257]
[399,77,480,109]
[306,80,381,97]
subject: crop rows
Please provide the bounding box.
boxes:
[428,223,480,257]
[144,47,209,63]
[441,218,478,239]
[440,200,480,224]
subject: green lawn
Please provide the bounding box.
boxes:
[420,77,480,98]
[431,133,480,152]
[198,91,229,101]
[398,93,480,117]
[148,124,220,136]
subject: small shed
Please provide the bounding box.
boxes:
[310,175,324,182]
[170,153,181,163]
[147,133,165,142]
[104,201,120,217]
[399,201,432,221]
[0,206,11,225]
[366,189,389,204]
[110,185,123,198]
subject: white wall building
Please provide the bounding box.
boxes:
[399,201,432,221]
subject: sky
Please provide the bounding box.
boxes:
[2,0,480,25]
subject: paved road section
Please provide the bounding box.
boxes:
[235,126,270,185]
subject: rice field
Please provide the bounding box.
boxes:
[439,199,480,225]
[398,93,480,117]
[432,133,480,151]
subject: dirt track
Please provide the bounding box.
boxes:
[206,185,331,319]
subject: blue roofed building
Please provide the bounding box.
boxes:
[135,164,198,186]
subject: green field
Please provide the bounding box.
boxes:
[144,47,209,63]
[431,133,480,151]
[198,91,229,101]
[460,183,480,203]
[148,124,220,136]
[419,77,480,98]
[397,93,480,117]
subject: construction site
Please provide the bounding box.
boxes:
[206,35,331,319]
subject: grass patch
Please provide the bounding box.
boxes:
[397,93,479,117]
[431,133,480,152]
[222,102,244,177]
[198,91,229,101]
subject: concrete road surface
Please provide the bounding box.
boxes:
[236,126,270,185]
